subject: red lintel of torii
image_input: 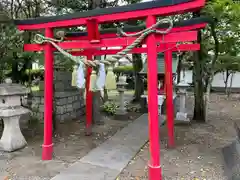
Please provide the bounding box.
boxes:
[24,31,198,52]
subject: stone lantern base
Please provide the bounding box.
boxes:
[115,108,128,120]
[0,108,29,152]
[176,112,189,122]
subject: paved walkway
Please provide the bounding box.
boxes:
[51,114,164,180]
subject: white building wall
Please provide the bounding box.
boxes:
[177,70,240,88]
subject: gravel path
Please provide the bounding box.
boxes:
[118,93,240,180]
[0,93,239,180]
[0,113,141,180]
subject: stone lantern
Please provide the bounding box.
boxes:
[176,80,190,122]
[0,78,30,152]
[115,75,128,117]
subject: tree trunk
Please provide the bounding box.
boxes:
[92,55,104,125]
[204,75,212,123]
[194,16,219,123]
[177,54,183,84]
[132,54,144,102]
[133,73,144,101]
[11,52,20,83]
[193,30,206,122]
[223,70,230,94]
[103,88,108,102]
[92,91,104,124]
[11,60,19,83]
[227,72,234,97]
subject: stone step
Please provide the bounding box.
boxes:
[234,121,240,141]
[222,121,240,180]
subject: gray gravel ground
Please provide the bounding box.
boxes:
[118,93,239,180]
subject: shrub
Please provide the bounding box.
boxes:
[113,65,134,75]
[25,69,44,80]
[101,101,119,115]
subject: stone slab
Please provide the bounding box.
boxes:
[222,140,240,180]
[51,113,165,180]
[0,83,29,96]
[234,121,240,140]
[80,114,149,171]
[222,122,240,180]
[51,162,119,180]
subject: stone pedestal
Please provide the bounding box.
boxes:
[176,81,190,122]
[115,76,128,119]
[0,80,30,152]
[0,114,28,151]
[116,90,127,114]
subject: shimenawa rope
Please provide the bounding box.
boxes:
[33,18,173,91]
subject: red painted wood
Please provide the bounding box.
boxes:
[86,19,100,43]
[16,0,205,30]
[146,15,162,180]
[164,46,175,148]
[65,23,207,41]
[70,44,200,56]
[42,28,54,160]
[24,31,198,51]
[84,21,99,136]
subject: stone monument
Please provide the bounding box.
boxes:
[176,80,190,122]
[0,78,30,152]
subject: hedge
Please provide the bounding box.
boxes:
[113,65,134,74]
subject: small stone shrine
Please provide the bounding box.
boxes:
[0,78,30,152]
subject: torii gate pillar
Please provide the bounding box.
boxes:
[42,28,54,160]
[146,15,162,180]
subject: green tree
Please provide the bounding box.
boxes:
[192,0,240,122]
[215,55,240,95]
[0,0,51,83]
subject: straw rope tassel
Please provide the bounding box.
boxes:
[105,66,116,90]
[89,69,97,92]
[71,65,78,87]
[76,63,85,89]
[96,63,106,90]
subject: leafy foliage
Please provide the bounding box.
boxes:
[113,65,134,74]
[215,55,240,73]
[189,0,240,86]
[101,101,119,115]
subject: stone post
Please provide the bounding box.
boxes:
[115,75,128,119]
[176,81,190,122]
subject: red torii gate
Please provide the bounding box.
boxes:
[59,15,210,140]
[14,0,206,179]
